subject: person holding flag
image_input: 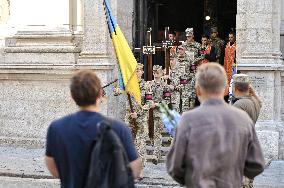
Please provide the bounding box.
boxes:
[125,63,151,176]
[103,0,141,106]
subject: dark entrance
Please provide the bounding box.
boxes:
[157,0,205,42]
[133,0,237,75]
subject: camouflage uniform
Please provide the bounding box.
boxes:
[210,27,225,64]
[211,37,224,59]
[125,63,149,167]
[182,28,202,64]
[148,65,168,162]
[179,28,200,110]
[188,59,197,109]
[176,55,194,113]
[168,63,181,112]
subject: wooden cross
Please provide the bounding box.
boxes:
[134,28,158,81]
[154,27,175,75]
[134,28,159,139]
[161,27,173,75]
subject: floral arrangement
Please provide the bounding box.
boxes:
[158,102,181,137]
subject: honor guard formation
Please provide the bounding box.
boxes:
[125,26,237,166]
[43,1,270,187]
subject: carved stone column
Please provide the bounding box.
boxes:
[237,0,284,161]
[0,0,10,24]
[78,0,108,61]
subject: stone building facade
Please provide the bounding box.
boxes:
[0,0,283,162]
[0,0,133,147]
[237,0,284,161]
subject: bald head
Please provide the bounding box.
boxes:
[196,63,227,95]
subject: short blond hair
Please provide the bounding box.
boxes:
[195,63,227,94]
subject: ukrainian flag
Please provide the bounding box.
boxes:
[103,0,141,105]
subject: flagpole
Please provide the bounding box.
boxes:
[103,0,138,138]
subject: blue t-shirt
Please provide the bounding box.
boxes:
[45,111,138,188]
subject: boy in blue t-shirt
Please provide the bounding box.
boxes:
[45,70,142,188]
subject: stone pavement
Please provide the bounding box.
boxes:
[0,146,283,188]
[254,161,284,188]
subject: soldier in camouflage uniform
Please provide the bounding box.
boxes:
[210,27,225,65]
[148,65,168,164]
[176,45,196,112]
[182,28,202,63]
[165,57,181,112]
[181,28,200,109]
[125,63,149,169]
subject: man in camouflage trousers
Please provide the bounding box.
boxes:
[125,63,149,171]
[210,27,225,65]
[166,57,181,112]
[176,45,196,113]
[148,65,168,164]
[181,28,201,109]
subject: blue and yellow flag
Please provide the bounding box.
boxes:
[103,0,141,105]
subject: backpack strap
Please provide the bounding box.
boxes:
[96,116,113,135]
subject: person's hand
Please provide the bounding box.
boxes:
[142,105,149,110]
[130,112,138,119]
[169,85,175,90]
[150,101,156,109]
[113,88,122,96]
[163,75,170,80]
[249,85,256,97]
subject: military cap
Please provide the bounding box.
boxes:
[137,63,144,70]
[152,65,163,72]
[178,45,185,50]
[233,74,250,83]
[210,27,218,33]
[185,28,194,36]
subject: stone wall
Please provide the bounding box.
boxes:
[0,0,133,148]
[281,0,284,55]
[237,0,284,161]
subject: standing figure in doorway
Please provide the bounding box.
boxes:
[169,31,178,58]
[210,27,225,65]
[199,35,217,65]
[182,28,202,63]
[224,32,236,88]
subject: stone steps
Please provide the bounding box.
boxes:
[145,129,173,164]
[0,176,60,188]
[0,147,283,188]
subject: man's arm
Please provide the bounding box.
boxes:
[45,124,60,178]
[166,115,189,185]
[45,156,59,178]
[118,122,142,179]
[244,126,265,179]
[249,85,262,106]
[129,158,142,179]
